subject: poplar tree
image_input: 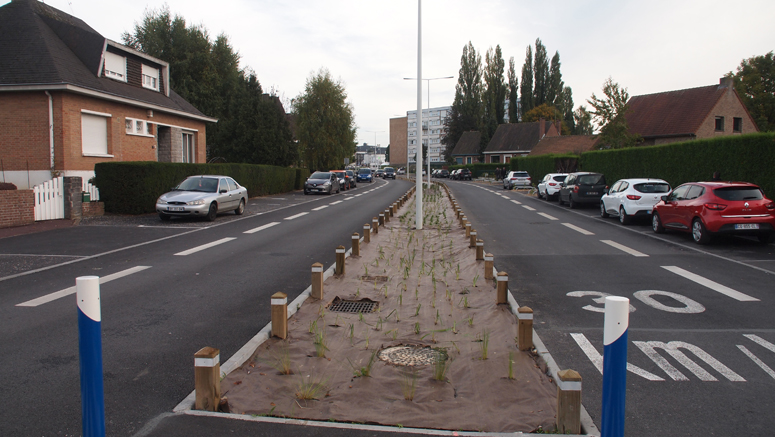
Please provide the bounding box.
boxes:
[481,45,507,154]
[532,38,549,106]
[520,45,534,120]
[507,57,519,123]
[547,51,563,107]
[442,42,482,162]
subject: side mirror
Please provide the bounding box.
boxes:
[220,189,227,194]
[661,195,669,202]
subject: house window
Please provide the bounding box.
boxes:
[715,116,724,132]
[142,64,159,91]
[182,132,195,163]
[81,111,111,156]
[491,155,500,163]
[125,118,154,137]
[466,157,472,164]
[733,117,742,133]
[456,157,463,164]
[103,52,126,82]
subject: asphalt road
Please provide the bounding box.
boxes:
[0,177,413,436]
[445,179,775,436]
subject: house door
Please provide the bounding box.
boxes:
[157,126,172,162]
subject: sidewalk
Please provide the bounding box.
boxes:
[0,219,75,240]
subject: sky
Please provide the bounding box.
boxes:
[15,0,775,146]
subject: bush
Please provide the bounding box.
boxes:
[93,162,305,214]
[509,154,580,184]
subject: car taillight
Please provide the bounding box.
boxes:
[573,185,579,193]
[626,195,641,200]
[548,182,557,186]
[510,178,516,180]
[704,203,727,211]
[766,202,775,210]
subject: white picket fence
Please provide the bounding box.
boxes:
[33,177,100,221]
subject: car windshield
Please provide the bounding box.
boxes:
[385,167,394,172]
[310,172,330,179]
[713,187,763,201]
[634,182,671,193]
[358,169,370,174]
[553,175,567,182]
[178,177,218,192]
[577,174,604,185]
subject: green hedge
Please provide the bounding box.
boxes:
[93,162,306,214]
[579,133,775,196]
[508,154,580,184]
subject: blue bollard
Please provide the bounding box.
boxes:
[602,296,629,437]
[77,276,105,437]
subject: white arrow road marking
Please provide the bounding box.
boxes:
[738,345,775,379]
[244,222,280,234]
[601,240,648,257]
[537,212,558,221]
[284,212,309,220]
[510,200,522,205]
[562,223,594,235]
[175,237,236,256]
[661,266,759,301]
[522,205,536,211]
[16,266,151,307]
[570,333,663,381]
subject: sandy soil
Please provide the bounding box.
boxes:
[220,183,558,433]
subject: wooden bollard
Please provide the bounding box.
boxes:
[393,203,397,214]
[378,213,384,226]
[465,222,471,238]
[384,209,390,221]
[496,271,508,305]
[517,306,533,350]
[476,239,484,260]
[363,224,371,243]
[352,233,360,257]
[469,230,477,248]
[311,263,324,300]
[271,292,288,339]
[335,245,346,275]
[194,346,221,411]
[461,215,468,228]
[372,217,379,233]
[556,369,582,434]
[484,253,494,280]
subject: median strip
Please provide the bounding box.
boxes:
[175,237,236,256]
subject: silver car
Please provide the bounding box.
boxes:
[304,171,341,195]
[156,175,248,221]
[503,171,531,190]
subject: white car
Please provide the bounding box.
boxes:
[537,173,568,200]
[600,178,671,224]
[503,171,531,190]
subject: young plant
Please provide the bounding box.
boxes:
[414,303,421,317]
[479,329,490,360]
[472,274,480,288]
[295,374,330,400]
[263,340,292,375]
[467,315,474,327]
[508,351,515,380]
[348,350,378,378]
[313,325,329,358]
[401,369,418,401]
[433,350,451,382]
[414,322,420,335]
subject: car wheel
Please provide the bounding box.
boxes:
[652,213,665,233]
[758,233,774,244]
[206,202,218,222]
[568,195,576,209]
[619,206,631,225]
[692,219,711,244]
[159,213,171,221]
[600,202,609,218]
[235,199,245,215]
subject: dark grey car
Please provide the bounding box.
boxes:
[558,172,607,209]
[304,171,340,195]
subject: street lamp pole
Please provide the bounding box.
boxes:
[415,0,422,230]
[403,75,453,186]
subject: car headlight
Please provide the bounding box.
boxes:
[188,199,206,205]
[323,181,330,186]
[157,197,167,205]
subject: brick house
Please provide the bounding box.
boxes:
[483,119,559,164]
[626,78,758,146]
[0,0,216,189]
[529,135,599,157]
[450,131,481,165]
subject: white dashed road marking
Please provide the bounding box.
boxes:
[284,212,309,220]
[175,237,237,256]
[510,200,522,205]
[312,205,329,211]
[661,266,758,301]
[562,223,595,235]
[17,266,152,307]
[537,212,558,221]
[522,205,536,211]
[244,222,280,234]
[330,201,343,205]
[601,239,648,257]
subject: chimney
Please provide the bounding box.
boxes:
[539,118,545,137]
[719,77,734,89]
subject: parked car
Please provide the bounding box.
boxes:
[304,171,340,195]
[375,169,384,178]
[537,173,568,200]
[439,169,450,178]
[458,168,472,180]
[397,168,406,175]
[449,169,460,180]
[384,167,396,179]
[652,181,775,244]
[356,168,373,183]
[503,171,531,190]
[156,175,248,222]
[558,172,607,208]
[331,170,351,190]
[600,178,671,224]
[346,170,357,188]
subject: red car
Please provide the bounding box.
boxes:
[652,181,775,244]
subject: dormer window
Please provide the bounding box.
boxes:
[104,51,126,82]
[142,64,159,91]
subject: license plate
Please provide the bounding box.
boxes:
[167,207,185,212]
[735,223,759,230]
[587,191,598,195]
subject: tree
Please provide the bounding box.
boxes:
[573,106,594,135]
[728,51,775,132]
[385,144,390,163]
[519,45,534,120]
[587,77,641,149]
[293,68,356,171]
[507,57,519,123]
[547,51,563,107]
[522,103,560,123]
[561,86,576,134]
[532,38,549,106]
[442,42,482,163]
[481,45,507,154]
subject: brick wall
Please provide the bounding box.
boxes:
[0,93,52,170]
[389,117,408,165]
[82,201,104,217]
[696,87,759,139]
[0,190,34,228]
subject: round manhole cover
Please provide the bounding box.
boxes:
[378,345,447,366]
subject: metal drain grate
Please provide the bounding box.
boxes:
[328,297,378,313]
[378,345,447,366]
